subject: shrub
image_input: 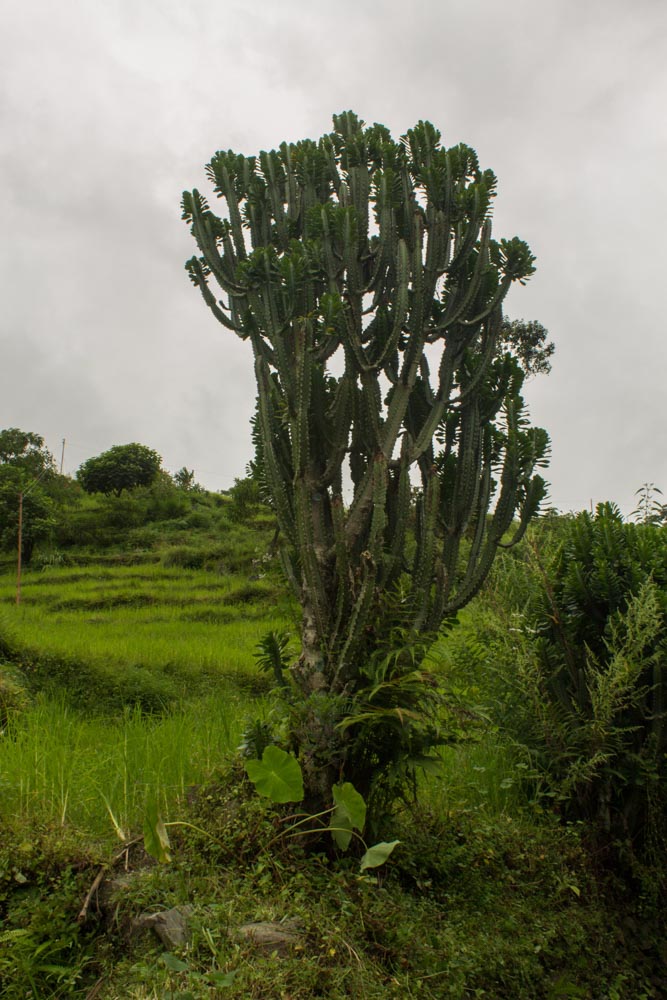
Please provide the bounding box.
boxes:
[161,546,209,570]
[505,505,667,883]
[0,666,30,730]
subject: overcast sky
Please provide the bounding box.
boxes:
[1,0,666,515]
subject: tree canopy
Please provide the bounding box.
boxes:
[0,428,56,479]
[76,444,162,496]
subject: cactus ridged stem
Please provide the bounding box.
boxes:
[184,112,549,708]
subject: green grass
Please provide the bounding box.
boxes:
[0,694,264,842]
[0,549,289,847]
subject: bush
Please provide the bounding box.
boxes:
[0,666,30,730]
[226,476,263,524]
[472,505,667,889]
[161,546,209,570]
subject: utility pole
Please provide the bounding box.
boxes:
[60,438,66,475]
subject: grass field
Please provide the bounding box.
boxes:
[0,553,289,843]
[0,562,294,710]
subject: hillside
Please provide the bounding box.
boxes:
[0,493,665,998]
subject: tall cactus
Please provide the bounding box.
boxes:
[183,113,549,801]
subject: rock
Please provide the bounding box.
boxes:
[132,906,193,949]
[236,919,303,956]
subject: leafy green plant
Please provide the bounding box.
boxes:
[243,744,399,872]
[0,830,95,999]
[254,629,291,689]
[160,950,237,995]
[237,717,276,760]
[245,745,304,803]
[508,504,667,880]
[631,483,667,526]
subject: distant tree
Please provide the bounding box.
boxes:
[173,467,198,491]
[0,428,56,479]
[227,475,262,524]
[0,430,59,563]
[77,444,162,496]
[499,318,555,377]
[0,470,55,563]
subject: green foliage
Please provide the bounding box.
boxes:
[0,471,56,563]
[337,625,453,824]
[499,317,555,377]
[226,475,263,524]
[0,828,96,998]
[237,717,276,760]
[0,664,31,731]
[519,506,667,867]
[631,483,667,525]
[450,505,667,891]
[330,781,366,849]
[0,428,56,479]
[0,429,81,564]
[76,443,163,496]
[53,482,190,551]
[254,628,291,688]
[245,745,305,803]
[359,839,400,871]
[172,466,199,491]
[240,744,399,869]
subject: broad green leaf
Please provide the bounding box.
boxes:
[245,745,304,803]
[144,803,172,863]
[330,782,366,850]
[207,970,238,987]
[359,839,400,872]
[161,952,189,973]
[409,754,443,776]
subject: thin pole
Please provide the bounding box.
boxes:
[60,438,66,475]
[16,491,23,606]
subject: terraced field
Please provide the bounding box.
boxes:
[0,551,294,840]
[1,562,293,705]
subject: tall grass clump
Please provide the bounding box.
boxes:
[0,693,262,841]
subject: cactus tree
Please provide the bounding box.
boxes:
[183,113,549,803]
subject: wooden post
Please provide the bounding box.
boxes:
[16,491,23,606]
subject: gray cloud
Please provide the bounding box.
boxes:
[1,0,666,512]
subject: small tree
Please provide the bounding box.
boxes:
[0,430,58,566]
[183,113,549,812]
[173,467,197,491]
[77,444,162,496]
[0,428,56,479]
[0,471,55,564]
